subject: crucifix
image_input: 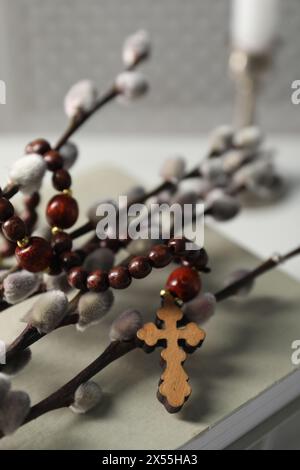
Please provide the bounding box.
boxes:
[137,291,206,413]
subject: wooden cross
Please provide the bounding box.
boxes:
[137,292,206,413]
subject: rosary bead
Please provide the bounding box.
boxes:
[0,198,14,223]
[15,236,53,273]
[52,169,72,191]
[47,255,62,276]
[59,250,81,271]
[46,193,78,229]
[43,150,63,172]
[51,231,73,255]
[25,138,51,155]
[166,266,202,302]
[68,267,88,290]
[193,248,209,270]
[148,244,172,268]
[182,248,209,270]
[108,266,132,289]
[87,269,109,292]
[128,256,152,279]
[24,192,40,210]
[2,216,26,242]
[168,238,186,255]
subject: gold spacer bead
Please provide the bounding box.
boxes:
[62,188,73,197]
[160,289,167,298]
[51,226,62,235]
[17,236,30,248]
[160,289,183,307]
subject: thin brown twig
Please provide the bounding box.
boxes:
[24,340,136,423]
[54,88,118,151]
[214,246,300,302]
[69,168,202,241]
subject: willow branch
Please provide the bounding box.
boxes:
[0,243,297,436]
[1,54,147,199]
[214,246,300,302]
[24,340,136,424]
[69,168,202,241]
[54,88,118,150]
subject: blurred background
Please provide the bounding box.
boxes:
[0,0,299,134]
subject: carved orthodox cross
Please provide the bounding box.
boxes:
[137,292,206,413]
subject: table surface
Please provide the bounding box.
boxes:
[0,133,299,279]
[0,165,299,450]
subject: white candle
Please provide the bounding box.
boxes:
[231,0,279,54]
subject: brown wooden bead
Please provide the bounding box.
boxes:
[24,192,40,210]
[166,266,202,302]
[15,236,53,273]
[25,138,51,155]
[182,248,209,270]
[59,250,81,271]
[0,198,14,223]
[44,150,63,171]
[128,256,152,279]
[2,216,26,242]
[47,255,62,276]
[168,238,186,255]
[148,244,172,268]
[87,270,109,292]
[193,248,209,270]
[51,231,73,255]
[68,267,88,290]
[46,194,78,229]
[52,170,72,191]
[108,266,132,289]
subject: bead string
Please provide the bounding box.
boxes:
[0,139,78,273]
[67,238,208,293]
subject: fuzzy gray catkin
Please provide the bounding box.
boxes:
[77,291,114,331]
[59,142,78,170]
[9,154,46,194]
[109,309,143,342]
[83,248,115,272]
[115,71,148,100]
[23,290,68,334]
[70,381,103,414]
[3,271,41,304]
[0,390,31,435]
[160,157,186,183]
[64,80,98,118]
[184,293,216,325]
[0,374,10,404]
[122,30,151,68]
